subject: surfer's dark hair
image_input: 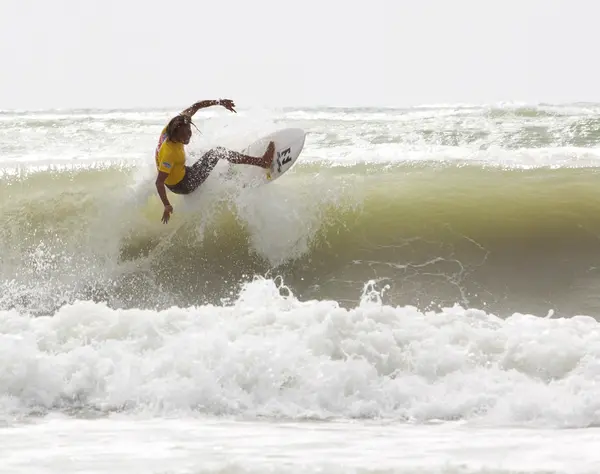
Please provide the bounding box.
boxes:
[166,114,201,140]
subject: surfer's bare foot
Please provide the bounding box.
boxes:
[261,141,275,169]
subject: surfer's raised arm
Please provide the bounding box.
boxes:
[181,99,237,117]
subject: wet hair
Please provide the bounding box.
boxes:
[165,114,201,141]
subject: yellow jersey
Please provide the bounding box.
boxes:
[155,126,186,186]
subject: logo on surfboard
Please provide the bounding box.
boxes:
[276,147,292,173]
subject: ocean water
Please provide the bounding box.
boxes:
[2,103,600,473]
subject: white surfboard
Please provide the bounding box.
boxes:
[220,128,306,188]
[243,128,306,182]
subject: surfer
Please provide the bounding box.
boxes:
[154,99,275,224]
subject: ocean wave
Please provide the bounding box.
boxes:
[2,163,600,317]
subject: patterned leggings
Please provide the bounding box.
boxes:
[166,147,226,195]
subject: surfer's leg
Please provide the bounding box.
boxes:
[165,153,221,195]
[177,143,276,194]
[210,142,275,169]
[181,153,222,193]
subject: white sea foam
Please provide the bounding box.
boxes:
[2,277,600,428]
[2,417,599,474]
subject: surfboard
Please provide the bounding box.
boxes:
[244,128,306,182]
[220,128,305,188]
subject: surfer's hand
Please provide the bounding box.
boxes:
[219,99,236,113]
[161,205,173,224]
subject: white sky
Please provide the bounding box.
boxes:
[1,0,599,109]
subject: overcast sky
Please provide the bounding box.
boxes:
[1,0,598,110]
